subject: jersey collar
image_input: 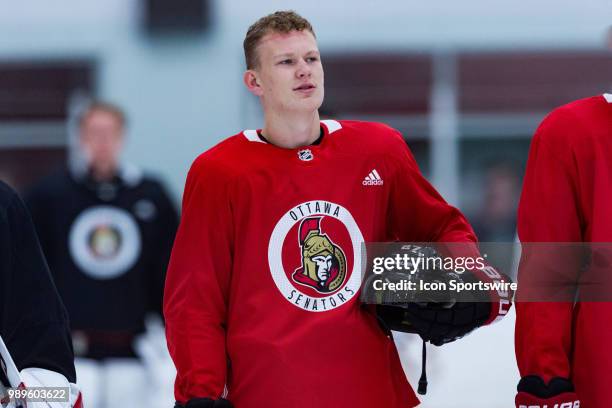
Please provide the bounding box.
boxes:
[242,120,342,144]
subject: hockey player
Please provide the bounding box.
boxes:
[25,101,179,407]
[0,181,82,407]
[164,11,511,408]
[515,94,612,408]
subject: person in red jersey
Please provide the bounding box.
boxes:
[515,94,612,408]
[165,11,511,408]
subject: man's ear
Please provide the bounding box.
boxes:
[243,70,263,97]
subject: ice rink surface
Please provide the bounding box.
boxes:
[396,307,519,407]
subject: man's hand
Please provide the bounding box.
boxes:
[366,245,513,345]
[515,376,580,408]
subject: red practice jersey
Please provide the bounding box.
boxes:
[164,120,477,408]
[517,94,612,408]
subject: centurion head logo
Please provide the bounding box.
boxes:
[293,217,347,293]
[268,200,364,312]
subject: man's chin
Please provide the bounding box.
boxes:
[292,97,324,113]
[90,162,119,177]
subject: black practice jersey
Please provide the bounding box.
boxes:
[25,167,178,356]
[0,181,76,382]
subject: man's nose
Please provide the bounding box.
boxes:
[296,60,311,78]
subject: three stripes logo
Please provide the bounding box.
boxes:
[363,169,384,186]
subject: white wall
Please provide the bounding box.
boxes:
[0,0,610,199]
[230,0,612,50]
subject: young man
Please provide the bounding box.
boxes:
[0,181,82,407]
[25,101,179,408]
[165,11,510,408]
[515,94,612,408]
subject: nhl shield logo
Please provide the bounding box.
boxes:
[268,200,364,312]
[297,149,313,161]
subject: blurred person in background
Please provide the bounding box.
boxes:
[0,180,83,407]
[515,93,612,408]
[470,160,522,276]
[164,10,511,408]
[25,101,179,408]
[471,160,521,243]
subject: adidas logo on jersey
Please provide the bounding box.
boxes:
[363,169,383,186]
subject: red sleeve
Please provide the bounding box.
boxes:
[386,129,477,245]
[386,128,512,324]
[164,156,234,403]
[516,107,582,382]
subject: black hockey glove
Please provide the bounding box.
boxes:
[364,245,511,346]
[174,398,234,408]
[515,376,580,408]
[376,300,491,346]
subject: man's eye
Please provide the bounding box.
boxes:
[307,57,319,62]
[279,59,293,65]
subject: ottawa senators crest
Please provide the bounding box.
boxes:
[293,217,348,293]
[69,205,141,280]
[268,200,364,312]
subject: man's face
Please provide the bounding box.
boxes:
[79,110,124,174]
[248,30,324,113]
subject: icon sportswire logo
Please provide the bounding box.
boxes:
[362,169,383,186]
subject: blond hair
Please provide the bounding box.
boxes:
[79,101,126,129]
[243,10,315,69]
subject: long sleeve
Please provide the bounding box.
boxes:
[163,157,234,403]
[147,183,179,318]
[22,182,56,280]
[385,129,514,325]
[516,107,583,382]
[386,130,477,246]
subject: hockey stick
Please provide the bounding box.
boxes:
[0,336,26,407]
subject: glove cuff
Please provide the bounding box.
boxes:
[516,391,580,408]
[515,376,580,408]
[175,397,234,408]
[468,264,514,325]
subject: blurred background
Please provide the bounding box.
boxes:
[0,0,610,407]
